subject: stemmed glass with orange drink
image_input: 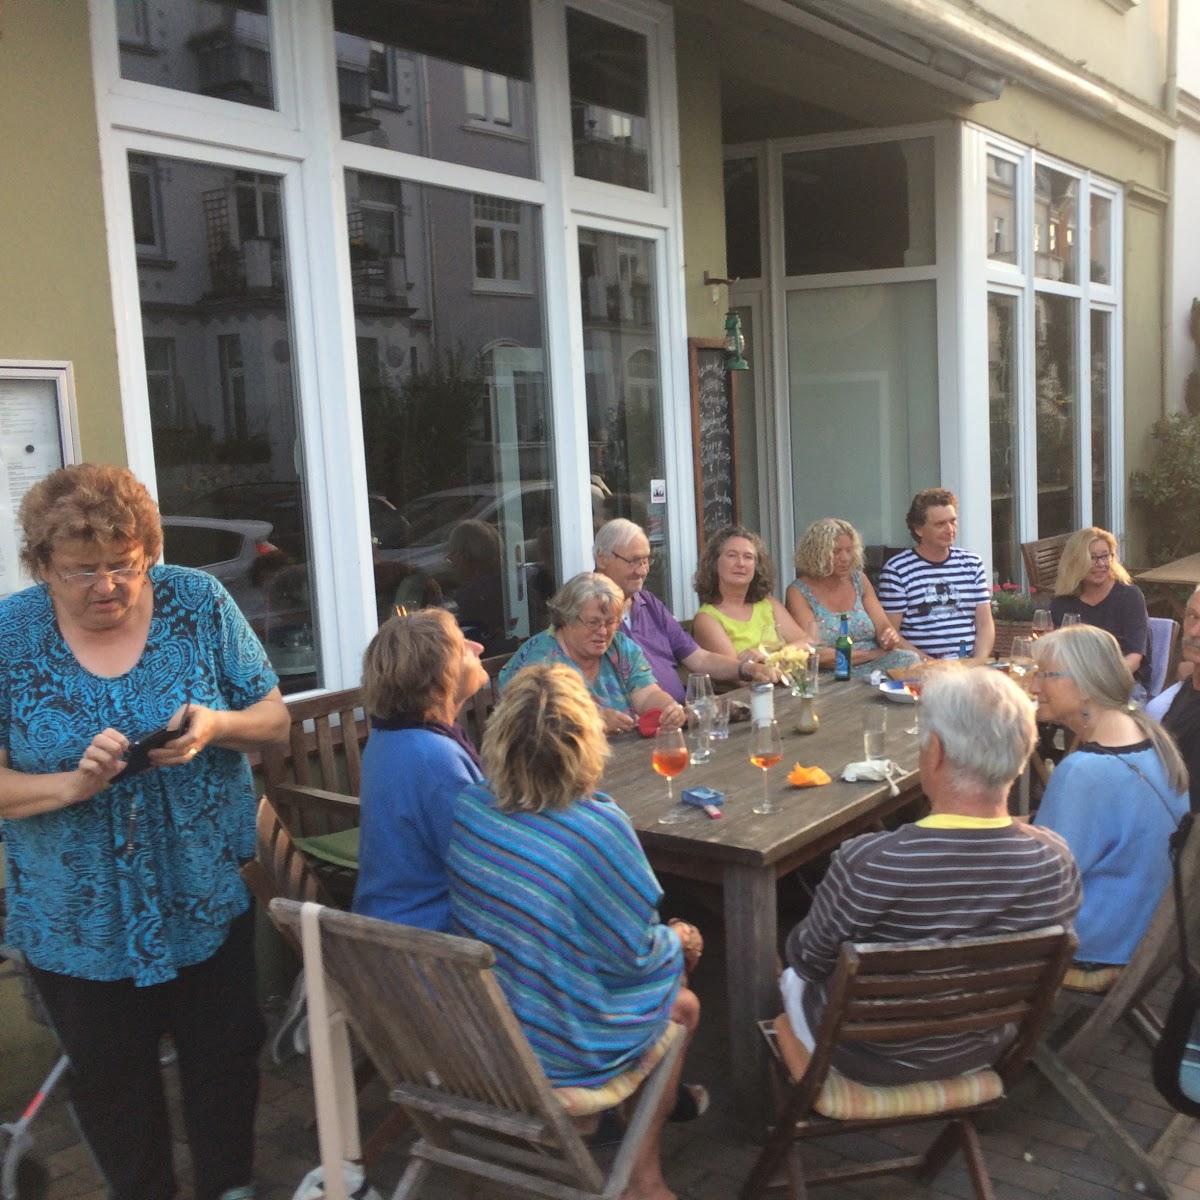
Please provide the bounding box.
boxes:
[653,725,691,824]
[750,720,784,815]
[903,677,923,736]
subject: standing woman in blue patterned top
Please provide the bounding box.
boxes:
[0,464,289,1200]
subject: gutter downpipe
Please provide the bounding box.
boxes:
[1164,0,1180,418]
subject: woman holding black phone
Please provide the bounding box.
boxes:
[0,464,289,1200]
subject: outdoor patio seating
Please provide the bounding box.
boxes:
[1020,534,1072,598]
[740,925,1076,1200]
[1031,817,1200,1197]
[270,898,685,1200]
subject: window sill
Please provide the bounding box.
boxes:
[461,122,529,144]
[472,283,534,297]
[119,40,161,57]
[137,253,176,270]
[1097,0,1137,11]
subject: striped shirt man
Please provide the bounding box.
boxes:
[784,815,1081,1084]
[877,546,991,658]
[447,782,682,1088]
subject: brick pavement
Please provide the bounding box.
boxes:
[15,951,1200,1200]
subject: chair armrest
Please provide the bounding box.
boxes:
[271,782,361,838]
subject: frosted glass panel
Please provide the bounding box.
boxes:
[786,283,938,548]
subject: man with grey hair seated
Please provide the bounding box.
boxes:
[593,517,772,702]
[780,666,1081,1083]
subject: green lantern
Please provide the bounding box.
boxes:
[724,310,749,371]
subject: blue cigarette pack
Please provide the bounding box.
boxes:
[681,786,725,809]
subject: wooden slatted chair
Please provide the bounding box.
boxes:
[740,926,1076,1200]
[270,898,685,1200]
[1020,534,1072,598]
[1031,823,1200,1197]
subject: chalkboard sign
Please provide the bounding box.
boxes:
[688,338,737,546]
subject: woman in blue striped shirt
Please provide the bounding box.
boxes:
[448,663,700,1200]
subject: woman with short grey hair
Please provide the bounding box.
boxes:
[1031,625,1188,966]
[499,571,686,734]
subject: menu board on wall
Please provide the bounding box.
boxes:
[0,364,79,597]
[688,338,737,548]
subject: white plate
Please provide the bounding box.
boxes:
[878,680,917,704]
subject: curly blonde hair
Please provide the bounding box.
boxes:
[19,464,162,577]
[1053,527,1131,596]
[794,518,864,579]
[482,664,610,813]
[693,526,774,605]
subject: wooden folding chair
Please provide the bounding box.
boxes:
[741,926,1076,1200]
[1031,824,1200,1197]
[270,898,685,1200]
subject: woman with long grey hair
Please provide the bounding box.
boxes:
[1031,625,1188,966]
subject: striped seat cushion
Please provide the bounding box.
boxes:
[772,1014,1004,1121]
[553,1023,683,1118]
[1062,964,1122,994]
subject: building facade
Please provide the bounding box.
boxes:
[0,0,1187,693]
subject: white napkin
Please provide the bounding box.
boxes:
[841,759,902,796]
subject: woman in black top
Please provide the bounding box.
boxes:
[1161,585,1200,813]
[1050,527,1150,692]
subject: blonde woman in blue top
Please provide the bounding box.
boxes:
[785,518,922,679]
[500,572,686,736]
[0,464,289,1200]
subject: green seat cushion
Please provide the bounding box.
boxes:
[294,827,360,871]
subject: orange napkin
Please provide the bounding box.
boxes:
[787,764,831,788]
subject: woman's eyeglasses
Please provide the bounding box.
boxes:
[1033,669,1071,682]
[56,564,143,588]
[577,615,621,633]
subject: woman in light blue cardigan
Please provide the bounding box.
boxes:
[1031,625,1188,965]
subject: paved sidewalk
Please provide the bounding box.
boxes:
[18,946,1200,1200]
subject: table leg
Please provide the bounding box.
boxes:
[723,862,779,1134]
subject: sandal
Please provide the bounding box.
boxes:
[668,1082,710,1122]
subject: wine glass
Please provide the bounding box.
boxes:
[1031,609,1053,638]
[1060,612,1082,627]
[750,720,784,815]
[653,726,691,824]
[903,677,923,736]
[1009,636,1036,694]
[685,673,715,764]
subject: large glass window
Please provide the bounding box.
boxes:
[118,0,275,109]
[126,153,320,692]
[986,154,1017,266]
[1034,165,1079,284]
[579,229,670,596]
[332,1,535,179]
[782,140,935,276]
[1091,309,1112,529]
[567,8,651,191]
[787,282,939,548]
[1090,193,1113,285]
[724,158,762,280]
[347,171,556,653]
[1034,293,1079,536]
[988,293,1019,584]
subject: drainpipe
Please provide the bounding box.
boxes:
[1164,0,1180,418]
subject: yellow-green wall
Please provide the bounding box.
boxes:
[675,17,727,338]
[0,0,125,465]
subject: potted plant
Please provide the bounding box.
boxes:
[991,583,1036,658]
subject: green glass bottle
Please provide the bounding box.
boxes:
[834,613,852,681]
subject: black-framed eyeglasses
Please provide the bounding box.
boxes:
[611,550,655,569]
[1089,553,1112,565]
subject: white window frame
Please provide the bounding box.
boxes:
[471,194,533,294]
[128,154,166,257]
[967,124,1125,575]
[89,0,688,690]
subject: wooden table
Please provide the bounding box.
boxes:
[599,679,924,1127]
[1135,553,1200,587]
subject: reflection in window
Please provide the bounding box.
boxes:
[578,230,670,598]
[346,171,556,653]
[987,155,1017,265]
[332,1,534,178]
[567,9,651,192]
[724,158,761,279]
[1091,309,1112,528]
[1090,193,1112,285]
[783,140,935,276]
[473,195,526,290]
[988,294,1020,585]
[118,0,275,110]
[1035,293,1079,537]
[1034,166,1078,283]
[127,153,320,692]
[129,156,165,255]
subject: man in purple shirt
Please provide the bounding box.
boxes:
[593,519,769,701]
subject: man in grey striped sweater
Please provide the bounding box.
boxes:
[781,666,1081,1084]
